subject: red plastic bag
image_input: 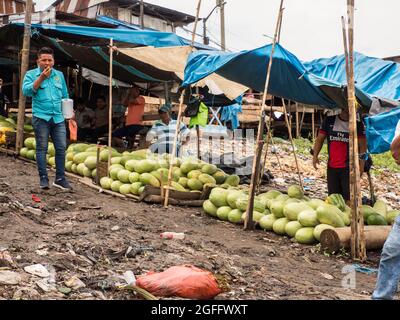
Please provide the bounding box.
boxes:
[68,119,77,142]
[136,265,222,300]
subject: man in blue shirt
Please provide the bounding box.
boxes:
[22,47,72,190]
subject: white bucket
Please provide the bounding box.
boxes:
[62,99,74,119]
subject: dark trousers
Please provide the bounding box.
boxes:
[112,124,143,139]
[327,167,350,201]
[32,116,66,180]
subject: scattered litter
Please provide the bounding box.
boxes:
[126,245,154,258]
[320,272,334,280]
[111,225,120,231]
[160,232,185,240]
[106,245,154,261]
[65,276,86,290]
[31,194,41,203]
[58,286,72,295]
[23,206,42,216]
[35,248,49,256]
[0,251,13,267]
[24,264,50,278]
[123,271,136,286]
[0,270,22,285]
[80,206,102,210]
[36,279,55,293]
[67,201,76,205]
[352,264,378,275]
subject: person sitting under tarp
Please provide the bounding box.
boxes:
[146,104,190,156]
[0,78,10,118]
[74,98,95,142]
[112,87,145,146]
[94,95,109,140]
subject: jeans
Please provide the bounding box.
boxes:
[372,216,400,300]
[32,116,67,181]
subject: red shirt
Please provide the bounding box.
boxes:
[126,96,145,126]
[320,115,365,168]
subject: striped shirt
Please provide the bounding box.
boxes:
[146,119,190,154]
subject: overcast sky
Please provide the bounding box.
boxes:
[36,0,400,60]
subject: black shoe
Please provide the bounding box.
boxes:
[40,176,49,190]
[53,178,72,191]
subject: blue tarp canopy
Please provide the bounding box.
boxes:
[304,52,400,103]
[304,53,400,154]
[15,23,187,48]
[182,43,400,153]
[364,107,400,154]
[182,44,343,109]
[95,15,214,51]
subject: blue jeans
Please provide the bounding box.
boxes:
[372,216,400,300]
[32,116,66,181]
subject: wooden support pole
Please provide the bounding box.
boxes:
[344,0,366,261]
[15,0,33,152]
[245,0,284,231]
[311,109,315,142]
[296,102,299,138]
[282,98,303,189]
[78,65,83,98]
[196,125,201,159]
[95,145,101,185]
[341,16,350,79]
[164,91,185,208]
[107,38,114,172]
[299,105,305,132]
[12,72,18,102]
[258,102,284,190]
[164,0,202,208]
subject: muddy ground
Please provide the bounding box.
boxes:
[0,152,397,300]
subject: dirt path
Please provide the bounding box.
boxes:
[0,153,393,300]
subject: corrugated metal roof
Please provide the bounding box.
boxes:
[47,0,195,24]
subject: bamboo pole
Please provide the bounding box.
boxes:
[345,0,366,261]
[296,102,299,138]
[164,0,202,208]
[299,105,305,132]
[258,102,284,190]
[107,38,114,172]
[15,0,33,152]
[341,16,350,79]
[244,0,284,230]
[12,72,17,102]
[282,98,303,189]
[311,109,315,142]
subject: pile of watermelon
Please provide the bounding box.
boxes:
[0,114,34,145]
[20,140,239,197]
[203,185,400,245]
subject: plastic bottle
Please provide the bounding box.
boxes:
[160,232,185,240]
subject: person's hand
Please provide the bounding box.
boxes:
[40,66,52,79]
[312,156,320,170]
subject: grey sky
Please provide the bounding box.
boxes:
[36,0,400,60]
